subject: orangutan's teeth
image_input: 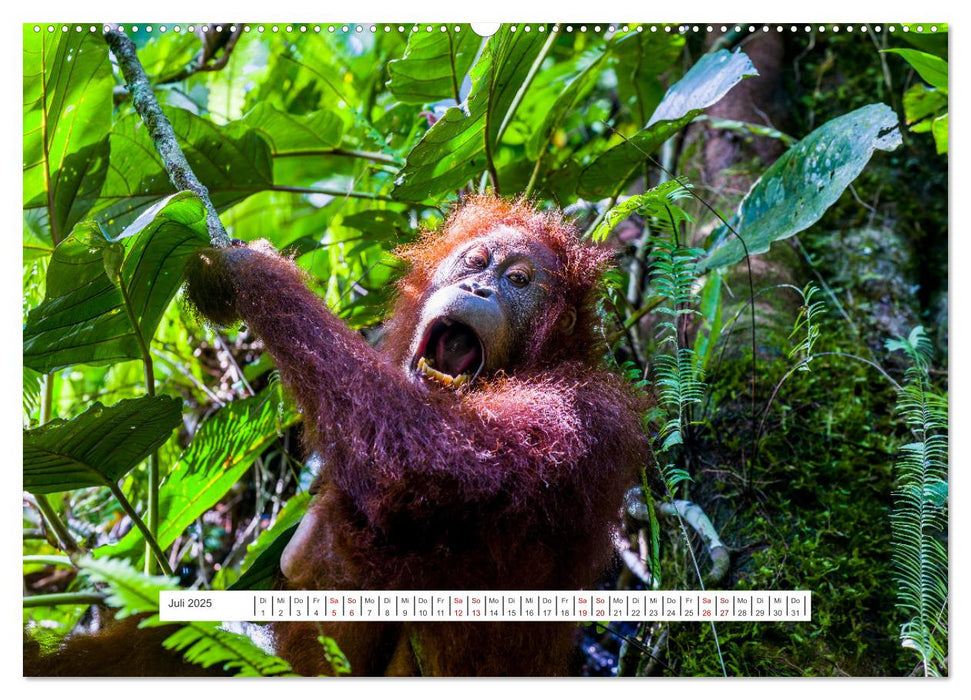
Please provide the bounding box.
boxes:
[417,356,468,389]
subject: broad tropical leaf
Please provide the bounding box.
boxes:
[884,48,948,92]
[23,193,210,373]
[23,396,182,494]
[392,29,546,200]
[23,25,113,246]
[388,28,480,103]
[578,49,757,199]
[237,103,345,153]
[229,523,299,591]
[90,109,273,229]
[232,491,309,587]
[525,46,608,161]
[701,103,902,272]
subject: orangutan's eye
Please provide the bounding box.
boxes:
[507,269,530,288]
[465,248,489,270]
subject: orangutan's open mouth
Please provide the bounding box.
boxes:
[413,318,485,389]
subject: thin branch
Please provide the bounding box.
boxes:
[267,184,396,203]
[23,592,107,608]
[163,25,243,83]
[32,494,83,555]
[215,334,255,397]
[273,148,402,167]
[104,27,230,247]
[117,269,163,575]
[107,482,174,576]
[153,350,226,407]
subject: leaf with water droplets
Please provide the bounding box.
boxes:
[700,104,902,272]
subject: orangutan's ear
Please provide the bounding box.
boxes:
[557,306,577,335]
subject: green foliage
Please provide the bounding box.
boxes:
[787,283,826,368]
[590,179,692,243]
[886,327,948,676]
[387,29,479,103]
[649,231,706,452]
[883,49,947,91]
[237,104,345,152]
[23,193,210,373]
[21,24,947,679]
[316,636,352,676]
[391,29,546,200]
[886,48,948,154]
[23,26,113,244]
[225,491,310,591]
[79,557,291,676]
[578,49,757,199]
[99,380,298,561]
[702,104,902,271]
[24,396,182,494]
[94,110,274,228]
[599,183,704,482]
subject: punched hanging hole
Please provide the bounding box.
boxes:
[470,23,501,37]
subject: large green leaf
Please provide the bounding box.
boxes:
[578,49,757,199]
[388,28,480,104]
[612,30,685,125]
[701,104,902,272]
[23,396,182,494]
[931,113,948,154]
[236,103,345,153]
[902,83,947,127]
[884,48,948,92]
[23,25,113,246]
[100,384,298,560]
[227,523,298,591]
[89,108,273,229]
[525,46,608,160]
[392,28,546,200]
[23,192,209,373]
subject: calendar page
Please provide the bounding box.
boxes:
[22,13,949,681]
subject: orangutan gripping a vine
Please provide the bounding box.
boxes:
[26,196,649,677]
[184,195,650,676]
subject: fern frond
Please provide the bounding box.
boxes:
[591,179,694,243]
[787,282,826,369]
[81,555,177,621]
[79,556,293,677]
[638,210,708,458]
[163,623,291,677]
[653,343,706,449]
[886,327,948,676]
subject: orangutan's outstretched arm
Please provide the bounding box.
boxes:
[184,243,641,527]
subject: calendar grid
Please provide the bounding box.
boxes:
[160,590,811,622]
